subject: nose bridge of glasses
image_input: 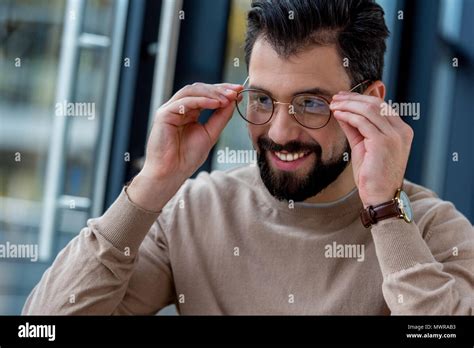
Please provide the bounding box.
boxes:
[272,100,295,118]
[273,101,291,106]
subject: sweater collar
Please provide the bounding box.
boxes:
[251,166,364,224]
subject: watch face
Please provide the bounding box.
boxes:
[398,190,413,222]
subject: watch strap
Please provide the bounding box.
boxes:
[360,199,401,228]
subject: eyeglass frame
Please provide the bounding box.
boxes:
[235,77,371,129]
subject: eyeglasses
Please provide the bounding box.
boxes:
[235,77,371,129]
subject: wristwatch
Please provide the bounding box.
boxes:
[360,188,413,228]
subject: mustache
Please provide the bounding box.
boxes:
[257,136,322,156]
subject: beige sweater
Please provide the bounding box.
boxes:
[23,166,474,315]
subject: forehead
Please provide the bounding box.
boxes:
[248,37,351,97]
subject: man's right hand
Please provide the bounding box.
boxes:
[128,82,243,212]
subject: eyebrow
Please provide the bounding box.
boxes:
[248,84,334,98]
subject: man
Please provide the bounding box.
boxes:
[24,0,473,315]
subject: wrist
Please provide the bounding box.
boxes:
[360,187,413,228]
[362,195,395,208]
[127,172,184,212]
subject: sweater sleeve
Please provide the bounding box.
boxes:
[22,187,176,315]
[370,200,474,315]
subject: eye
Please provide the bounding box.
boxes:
[295,96,328,115]
[256,94,271,106]
[302,99,318,108]
[249,92,272,110]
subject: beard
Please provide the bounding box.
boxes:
[257,136,351,202]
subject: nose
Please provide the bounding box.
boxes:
[267,103,302,145]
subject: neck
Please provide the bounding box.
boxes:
[304,162,356,204]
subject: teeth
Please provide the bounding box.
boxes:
[274,151,307,162]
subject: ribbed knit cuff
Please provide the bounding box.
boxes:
[96,187,161,253]
[370,218,436,275]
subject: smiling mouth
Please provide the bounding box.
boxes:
[272,151,311,162]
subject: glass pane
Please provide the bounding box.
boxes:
[0,0,121,314]
[212,0,253,171]
[82,0,116,36]
[62,47,109,198]
[58,6,117,241]
[0,0,65,245]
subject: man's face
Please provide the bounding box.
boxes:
[248,38,352,202]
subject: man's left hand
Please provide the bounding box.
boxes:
[330,92,414,208]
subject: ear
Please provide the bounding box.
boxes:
[364,80,386,100]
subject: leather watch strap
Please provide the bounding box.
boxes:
[360,199,401,228]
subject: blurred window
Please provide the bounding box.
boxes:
[0,0,127,313]
[212,0,253,171]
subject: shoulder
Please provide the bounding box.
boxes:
[403,179,439,207]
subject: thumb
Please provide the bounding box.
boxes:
[203,102,236,145]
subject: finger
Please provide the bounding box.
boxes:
[174,84,229,104]
[165,96,222,119]
[378,100,412,130]
[330,99,393,135]
[333,93,405,129]
[167,83,235,105]
[336,118,364,150]
[203,101,236,145]
[333,110,381,140]
[214,84,244,101]
[214,83,244,91]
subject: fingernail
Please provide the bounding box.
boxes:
[224,89,235,95]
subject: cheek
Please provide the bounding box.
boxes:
[307,125,346,161]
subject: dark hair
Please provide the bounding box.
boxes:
[244,0,389,85]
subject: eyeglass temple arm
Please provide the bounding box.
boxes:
[350,79,371,92]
